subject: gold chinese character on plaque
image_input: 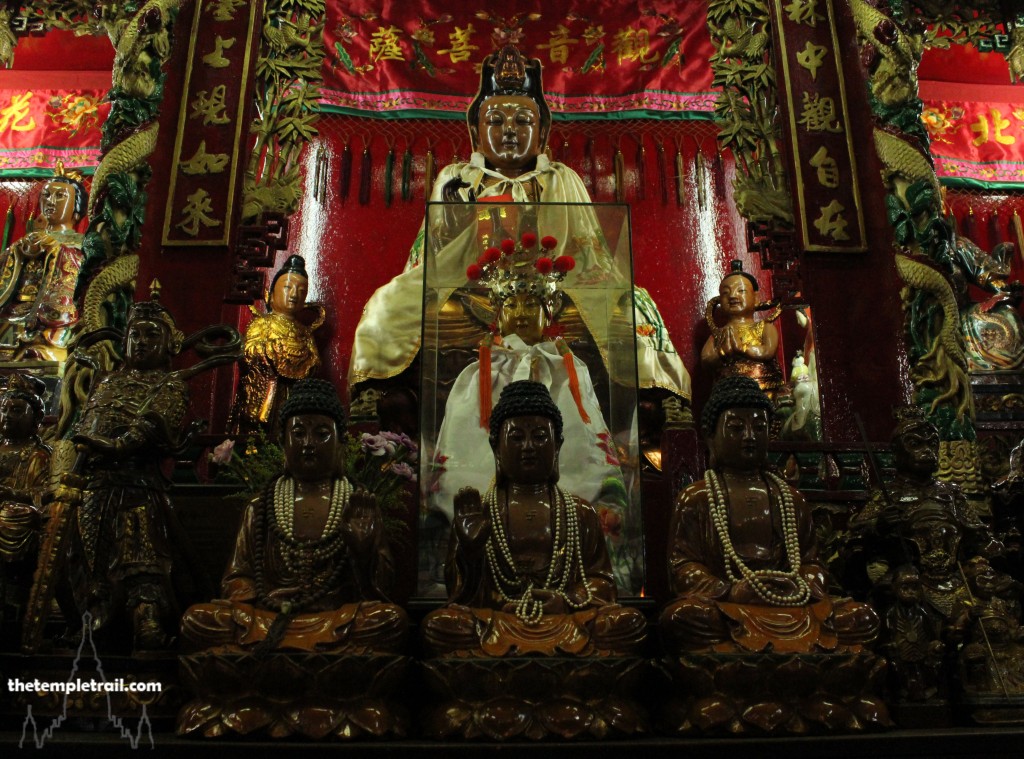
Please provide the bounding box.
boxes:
[176,188,223,237]
[808,146,840,188]
[798,92,843,133]
[190,85,231,126]
[207,0,246,22]
[795,41,828,80]
[179,141,230,175]
[813,199,850,241]
[202,35,236,69]
[784,0,824,26]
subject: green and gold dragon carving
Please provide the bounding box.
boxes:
[849,0,973,440]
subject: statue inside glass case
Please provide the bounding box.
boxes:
[0,374,50,640]
[228,255,324,440]
[348,42,690,420]
[421,380,646,657]
[431,233,623,540]
[0,163,86,361]
[659,376,878,653]
[182,378,407,655]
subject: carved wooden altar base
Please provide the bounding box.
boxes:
[419,656,649,740]
[176,652,410,740]
[658,652,892,736]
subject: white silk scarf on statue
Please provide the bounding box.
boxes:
[430,335,623,519]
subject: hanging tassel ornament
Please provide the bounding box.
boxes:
[635,136,646,202]
[989,207,1005,246]
[713,148,727,202]
[479,333,502,428]
[424,144,435,198]
[384,143,395,208]
[0,206,13,252]
[587,136,598,198]
[614,141,625,203]
[339,142,352,203]
[1013,210,1024,263]
[963,205,976,241]
[359,142,372,206]
[657,140,669,205]
[694,141,707,210]
[313,146,323,201]
[555,337,591,424]
[675,140,685,207]
[401,142,413,202]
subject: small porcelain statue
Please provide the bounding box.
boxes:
[659,376,878,653]
[0,374,50,639]
[701,260,784,401]
[0,162,86,361]
[780,350,822,441]
[229,255,324,440]
[421,380,646,657]
[182,378,407,655]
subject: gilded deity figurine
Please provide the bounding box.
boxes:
[959,557,1024,697]
[0,374,50,639]
[659,376,878,653]
[229,255,324,440]
[700,260,784,401]
[181,378,407,655]
[349,42,690,422]
[0,162,86,361]
[881,564,947,702]
[421,380,646,657]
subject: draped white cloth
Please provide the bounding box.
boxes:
[429,334,624,519]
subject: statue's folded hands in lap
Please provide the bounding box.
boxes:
[182,378,407,655]
[422,380,646,657]
[659,376,878,654]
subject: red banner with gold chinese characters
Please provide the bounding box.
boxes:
[920,80,1024,188]
[321,0,716,117]
[0,71,109,174]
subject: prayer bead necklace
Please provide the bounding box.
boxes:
[483,484,593,624]
[706,468,811,607]
[273,475,350,540]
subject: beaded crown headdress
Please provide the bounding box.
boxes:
[127,280,185,354]
[466,232,575,303]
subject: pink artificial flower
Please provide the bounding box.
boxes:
[210,439,235,465]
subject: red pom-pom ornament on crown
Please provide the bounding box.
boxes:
[520,232,537,249]
[500,238,516,254]
[466,263,483,281]
[541,235,558,250]
[482,246,501,264]
[535,257,553,274]
[553,255,575,273]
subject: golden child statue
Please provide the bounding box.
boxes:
[229,255,324,440]
[0,162,86,361]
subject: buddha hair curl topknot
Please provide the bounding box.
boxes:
[700,376,774,438]
[488,380,563,449]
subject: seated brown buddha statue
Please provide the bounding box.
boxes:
[700,260,784,401]
[421,380,646,657]
[181,378,407,654]
[659,376,878,653]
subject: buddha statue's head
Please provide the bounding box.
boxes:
[891,407,939,480]
[38,162,86,231]
[0,373,45,443]
[701,376,774,471]
[268,255,309,317]
[280,378,346,483]
[489,380,564,486]
[717,259,760,321]
[125,286,184,371]
[467,44,550,176]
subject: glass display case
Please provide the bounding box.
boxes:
[416,201,644,598]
